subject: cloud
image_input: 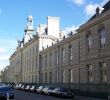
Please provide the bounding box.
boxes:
[0,38,17,70]
[0,39,17,49]
[84,4,99,16]
[84,0,109,17]
[64,25,79,34]
[0,47,10,62]
[0,61,9,71]
[67,0,85,6]
[0,48,6,54]
[0,54,10,61]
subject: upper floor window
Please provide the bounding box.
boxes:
[36,45,38,53]
[62,48,66,62]
[86,32,92,52]
[50,53,52,66]
[45,55,47,67]
[30,48,31,56]
[33,46,34,55]
[69,45,73,60]
[40,56,44,69]
[56,51,59,64]
[99,28,106,48]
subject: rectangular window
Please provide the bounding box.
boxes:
[56,51,59,64]
[71,69,73,83]
[50,53,52,66]
[33,46,34,55]
[100,62,107,83]
[61,70,63,83]
[99,28,106,48]
[86,32,92,52]
[68,69,73,83]
[49,72,52,83]
[36,45,38,53]
[36,56,37,69]
[40,56,43,69]
[87,64,93,83]
[45,72,47,83]
[61,70,65,83]
[69,45,73,60]
[62,48,66,62]
[40,73,43,83]
[30,48,31,56]
[45,55,47,67]
[56,71,59,83]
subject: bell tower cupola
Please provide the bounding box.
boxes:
[24,15,34,44]
[27,15,33,30]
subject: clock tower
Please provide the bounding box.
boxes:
[24,15,34,44]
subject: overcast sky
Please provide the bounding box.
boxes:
[0,0,109,71]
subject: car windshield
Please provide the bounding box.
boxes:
[48,87,54,90]
[54,87,68,91]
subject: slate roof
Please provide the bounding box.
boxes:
[88,0,110,21]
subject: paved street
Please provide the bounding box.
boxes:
[14,90,72,100]
[14,90,107,100]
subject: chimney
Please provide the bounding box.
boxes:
[96,7,100,16]
[47,16,60,38]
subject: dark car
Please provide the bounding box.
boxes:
[0,86,14,100]
[53,87,74,99]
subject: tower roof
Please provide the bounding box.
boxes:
[28,15,33,20]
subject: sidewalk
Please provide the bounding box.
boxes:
[74,96,107,100]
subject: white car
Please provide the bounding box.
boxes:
[36,86,45,94]
[30,85,36,92]
[43,86,54,95]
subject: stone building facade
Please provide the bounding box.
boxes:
[1,1,110,88]
[39,1,110,85]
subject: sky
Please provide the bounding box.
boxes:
[0,0,109,71]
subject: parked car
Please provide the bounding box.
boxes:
[53,87,74,99]
[29,85,36,93]
[36,86,45,94]
[25,85,30,92]
[18,84,22,90]
[0,86,14,100]
[21,85,26,91]
[14,84,19,89]
[43,86,54,95]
